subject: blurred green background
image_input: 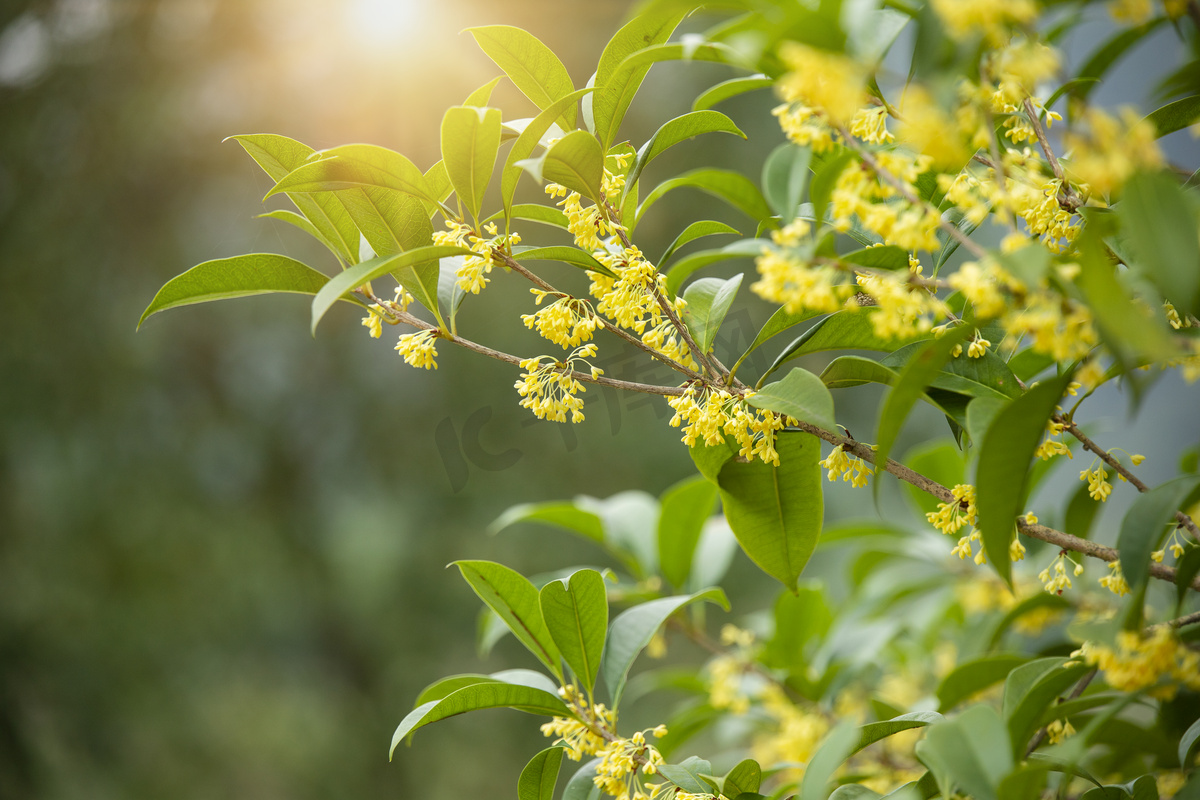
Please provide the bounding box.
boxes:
[2,1,1198,798]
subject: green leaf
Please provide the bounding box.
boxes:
[453,560,564,681]
[1176,545,1200,611]
[761,584,831,671]
[658,476,718,589]
[563,760,601,800]
[1070,19,1166,104]
[340,189,436,266]
[841,245,911,271]
[693,74,773,111]
[1042,78,1099,115]
[257,209,344,258]
[267,144,441,210]
[759,309,930,386]
[747,367,836,433]
[717,431,823,592]
[139,254,332,329]
[637,169,774,234]
[601,589,730,708]
[229,133,359,264]
[996,765,1049,800]
[438,257,468,324]
[514,245,614,277]
[463,75,504,107]
[1117,476,1200,629]
[800,720,860,800]
[874,326,972,501]
[729,306,824,382]
[723,759,763,798]
[665,239,767,297]
[311,245,471,333]
[486,203,570,231]
[690,437,738,484]
[917,705,1013,800]
[853,712,943,755]
[491,501,605,542]
[682,274,743,354]
[810,150,855,229]
[467,26,576,129]
[441,105,503,223]
[976,374,1074,586]
[1179,717,1200,766]
[590,8,689,149]
[415,669,559,706]
[1145,95,1200,138]
[389,683,571,757]
[519,747,566,800]
[883,345,1022,401]
[1004,658,1090,760]
[936,655,1028,712]
[660,220,741,266]
[1119,171,1200,317]
[658,758,715,795]
[762,143,812,223]
[626,110,746,193]
[518,130,605,203]
[501,89,595,218]
[986,594,1071,651]
[829,788,880,800]
[540,569,608,695]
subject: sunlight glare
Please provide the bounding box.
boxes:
[346,0,423,48]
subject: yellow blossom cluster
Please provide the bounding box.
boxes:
[1039,551,1084,594]
[667,386,790,465]
[951,528,987,565]
[927,484,978,535]
[590,247,694,371]
[1080,463,1114,502]
[848,106,893,145]
[1152,527,1192,563]
[1002,289,1099,363]
[515,344,602,423]
[1064,106,1164,198]
[753,240,851,317]
[1034,419,1072,461]
[1046,718,1076,744]
[394,329,440,370]
[831,151,942,252]
[1073,627,1200,700]
[593,728,667,800]
[541,690,614,761]
[522,290,601,349]
[931,0,1038,44]
[708,654,751,714]
[362,285,414,339]
[1098,560,1131,597]
[775,42,866,127]
[433,220,520,294]
[819,444,874,488]
[855,269,946,339]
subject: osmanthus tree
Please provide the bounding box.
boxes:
[140,0,1200,796]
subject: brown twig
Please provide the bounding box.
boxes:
[1022,97,1084,214]
[1059,417,1200,542]
[1024,669,1097,758]
[496,250,704,381]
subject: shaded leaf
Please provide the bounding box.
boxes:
[638,169,774,233]
[1145,95,1200,138]
[853,712,943,755]
[1117,476,1200,629]
[514,245,615,277]
[660,220,741,266]
[490,501,605,542]
[519,747,566,800]
[936,655,1028,712]
[747,367,837,433]
[467,25,576,128]
[723,759,763,798]
[658,476,719,589]
[540,569,609,695]
[759,309,929,387]
[1070,19,1166,104]
[454,560,564,680]
[800,720,860,800]
[665,239,767,297]
[762,143,812,223]
[729,306,824,382]
[441,105,503,223]
[627,110,746,192]
[693,74,774,111]
[1119,170,1200,317]
[682,274,743,354]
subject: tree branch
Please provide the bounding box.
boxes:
[1022,97,1084,214]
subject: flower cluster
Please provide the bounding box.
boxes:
[1073,627,1200,700]
[667,387,790,466]
[1039,551,1084,594]
[522,290,601,349]
[1080,463,1114,502]
[593,728,668,800]
[926,484,978,536]
[1098,560,1131,597]
[819,444,873,488]
[394,329,439,370]
[433,220,520,294]
[515,345,602,423]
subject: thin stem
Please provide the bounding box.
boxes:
[788,418,1200,591]
[359,289,686,398]
[1152,609,1200,631]
[1060,417,1200,542]
[836,127,990,260]
[1022,97,1084,214]
[1024,669,1096,758]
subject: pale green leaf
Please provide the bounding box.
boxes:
[139,254,331,329]
[518,130,605,203]
[657,476,718,589]
[800,720,860,800]
[762,142,812,223]
[267,143,441,209]
[467,26,576,129]
[717,431,823,592]
[601,589,729,708]
[513,245,615,277]
[441,105,503,223]
[519,747,566,800]
[1117,476,1200,629]
[463,75,504,107]
[1119,171,1200,317]
[311,245,471,333]
[540,569,608,695]
[976,374,1074,586]
[936,655,1028,712]
[502,89,594,217]
[853,713,943,755]
[389,683,570,757]
[682,274,742,354]
[1145,95,1200,138]
[723,759,763,798]
[637,168,774,234]
[693,74,773,111]
[489,501,605,542]
[626,110,746,192]
[664,238,767,297]
[454,560,564,681]
[659,220,740,266]
[747,367,836,433]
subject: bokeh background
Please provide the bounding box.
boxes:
[1,1,1197,798]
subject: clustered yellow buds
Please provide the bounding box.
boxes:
[1098,560,1131,597]
[1073,628,1200,700]
[433,220,520,294]
[820,444,873,488]
[1080,463,1113,502]
[394,329,439,370]
[1039,551,1084,594]
[927,484,978,536]
[667,387,790,466]
[515,345,601,423]
[522,291,601,349]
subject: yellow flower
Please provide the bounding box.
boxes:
[1099,560,1130,597]
[775,42,867,125]
[927,484,978,535]
[1080,464,1113,502]
[522,291,602,349]
[394,329,439,369]
[362,306,384,339]
[1046,719,1076,744]
[1073,628,1200,699]
[1064,106,1163,197]
[820,444,874,488]
[931,0,1038,43]
[515,345,599,424]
